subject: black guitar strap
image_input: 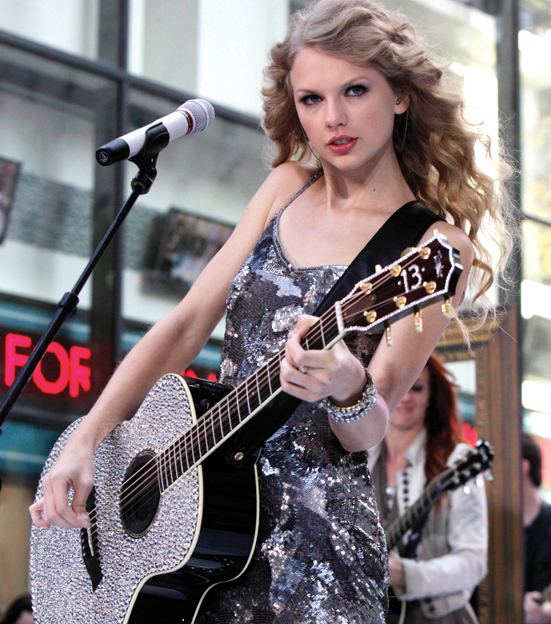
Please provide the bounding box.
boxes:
[223,201,444,467]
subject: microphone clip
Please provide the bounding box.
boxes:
[128,122,169,194]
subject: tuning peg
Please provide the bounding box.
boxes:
[375,264,383,273]
[463,485,471,495]
[385,321,392,347]
[423,281,437,294]
[433,228,439,236]
[400,247,416,258]
[414,307,423,333]
[441,297,454,319]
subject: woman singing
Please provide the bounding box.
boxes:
[30,0,511,621]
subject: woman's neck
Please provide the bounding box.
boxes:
[384,423,424,464]
[320,150,415,214]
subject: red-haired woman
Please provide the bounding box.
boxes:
[368,354,488,624]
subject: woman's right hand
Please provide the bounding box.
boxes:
[29,431,95,530]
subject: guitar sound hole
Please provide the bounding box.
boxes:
[120,451,161,538]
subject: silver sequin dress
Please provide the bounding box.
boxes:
[196,174,388,623]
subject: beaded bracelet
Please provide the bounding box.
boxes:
[322,368,377,424]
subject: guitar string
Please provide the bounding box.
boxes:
[84,286,411,536]
[85,248,442,530]
[112,263,417,513]
[86,246,446,533]
[84,295,387,534]
[85,248,446,529]
[386,461,473,547]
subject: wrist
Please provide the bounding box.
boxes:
[322,367,377,424]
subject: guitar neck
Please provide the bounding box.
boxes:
[156,304,343,492]
[153,234,462,493]
[385,469,451,551]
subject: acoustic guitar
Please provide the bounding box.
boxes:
[30,233,462,624]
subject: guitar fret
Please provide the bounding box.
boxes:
[255,373,262,407]
[258,370,269,403]
[159,453,167,491]
[176,437,185,477]
[183,431,191,471]
[167,446,175,487]
[210,411,219,445]
[221,400,232,436]
[266,360,273,395]
[189,429,197,466]
[155,456,163,493]
[199,417,209,458]
[245,382,252,415]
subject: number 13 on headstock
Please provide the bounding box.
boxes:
[336,231,463,345]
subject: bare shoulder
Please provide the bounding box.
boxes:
[260,162,321,225]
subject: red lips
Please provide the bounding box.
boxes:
[327,136,358,154]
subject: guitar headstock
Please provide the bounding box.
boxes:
[439,439,495,493]
[338,233,463,340]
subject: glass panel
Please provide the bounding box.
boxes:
[0,0,100,59]
[127,0,290,116]
[121,90,269,339]
[445,358,478,443]
[0,43,114,309]
[520,0,551,221]
[521,221,551,448]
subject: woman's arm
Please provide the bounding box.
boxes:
[29,162,309,530]
[281,221,474,453]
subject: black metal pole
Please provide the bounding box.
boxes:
[0,156,159,432]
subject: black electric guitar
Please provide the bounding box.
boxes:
[385,439,494,623]
[30,233,462,624]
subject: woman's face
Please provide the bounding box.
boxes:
[289,47,407,173]
[390,366,431,433]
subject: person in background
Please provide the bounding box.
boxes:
[0,595,33,624]
[523,432,551,624]
[368,353,487,624]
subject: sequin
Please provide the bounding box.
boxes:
[201,183,388,623]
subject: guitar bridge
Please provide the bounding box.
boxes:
[80,487,103,591]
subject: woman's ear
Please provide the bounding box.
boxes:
[395,94,410,115]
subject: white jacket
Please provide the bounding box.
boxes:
[367,430,488,619]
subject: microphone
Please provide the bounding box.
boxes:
[96,98,215,166]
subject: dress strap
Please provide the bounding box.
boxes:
[279,170,323,212]
[223,200,444,468]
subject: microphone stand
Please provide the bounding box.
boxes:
[0,123,170,492]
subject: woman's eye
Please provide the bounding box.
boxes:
[411,384,424,392]
[300,94,321,105]
[347,84,368,97]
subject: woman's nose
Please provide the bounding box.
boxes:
[325,99,347,129]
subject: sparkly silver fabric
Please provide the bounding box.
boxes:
[200,177,388,623]
[30,374,202,624]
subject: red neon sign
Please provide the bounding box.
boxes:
[1,332,217,406]
[4,333,91,398]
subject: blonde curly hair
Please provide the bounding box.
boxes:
[262,0,515,317]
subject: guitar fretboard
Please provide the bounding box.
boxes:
[156,307,342,492]
[385,470,451,551]
[140,233,461,494]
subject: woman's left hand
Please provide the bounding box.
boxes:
[280,315,367,405]
[388,550,406,589]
